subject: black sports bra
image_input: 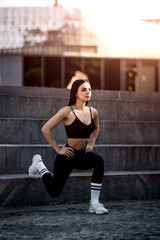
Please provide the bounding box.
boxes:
[65,106,96,139]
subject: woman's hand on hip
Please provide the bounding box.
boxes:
[57,146,74,158]
[85,144,93,153]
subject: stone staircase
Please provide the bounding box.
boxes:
[0,86,160,206]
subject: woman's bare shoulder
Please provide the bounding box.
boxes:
[90,106,98,117]
[57,106,72,117]
[60,106,71,112]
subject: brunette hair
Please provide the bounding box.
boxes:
[68,79,90,106]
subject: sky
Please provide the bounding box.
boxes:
[0,0,160,20]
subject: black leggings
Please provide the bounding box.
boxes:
[42,145,104,198]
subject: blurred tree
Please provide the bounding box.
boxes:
[24,68,41,87]
[23,28,45,47]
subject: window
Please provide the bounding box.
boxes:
[105,59,120,90]
[65,58,81,87]
[45,57,61,88]
[23,56,41,87]
[85,58,100,89]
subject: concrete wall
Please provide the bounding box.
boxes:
[0,86,160,206]
[0,55,23,86]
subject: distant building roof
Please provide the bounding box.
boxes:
[0,6,98,54]
[1,7,160,59]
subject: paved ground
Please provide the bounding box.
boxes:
[0,200,160,240]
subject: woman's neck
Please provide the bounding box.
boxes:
[74,101,86,111]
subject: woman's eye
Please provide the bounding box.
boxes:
[82,88,91,91]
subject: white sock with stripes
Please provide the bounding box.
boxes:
[36,161,50,177]
[91,182,102,204]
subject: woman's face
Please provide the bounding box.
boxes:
[76,81,92,102]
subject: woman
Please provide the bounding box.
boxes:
[28,79,108,214]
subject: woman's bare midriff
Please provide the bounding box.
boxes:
[67,138,89,150]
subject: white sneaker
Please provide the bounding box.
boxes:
[89,202,108,214]
[28,154,42,178]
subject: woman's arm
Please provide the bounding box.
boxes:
[41,106,74,157]
[86,108,99,152]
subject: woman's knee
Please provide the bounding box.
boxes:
[95,154,104,168]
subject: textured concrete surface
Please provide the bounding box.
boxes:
[0,86,160,121]
[0,144,160,174]
[0,86,160,207]
[1,119,160,144]
[0,200,160,240]
[1,85,160,100]
[0,172,160,207]
[0,145,160,174]
[1,95,160,121]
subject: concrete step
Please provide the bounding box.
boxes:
[1,94,160,121]
[0,144,160,174]
[0,86,70,98]
[1,86,160,101]
[0,118,160,144]
[0,171,160,206]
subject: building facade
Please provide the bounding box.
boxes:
[0,6,160,92]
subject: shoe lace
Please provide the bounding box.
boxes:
[96,202,104,209]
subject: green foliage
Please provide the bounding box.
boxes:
[24,68,41,86]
